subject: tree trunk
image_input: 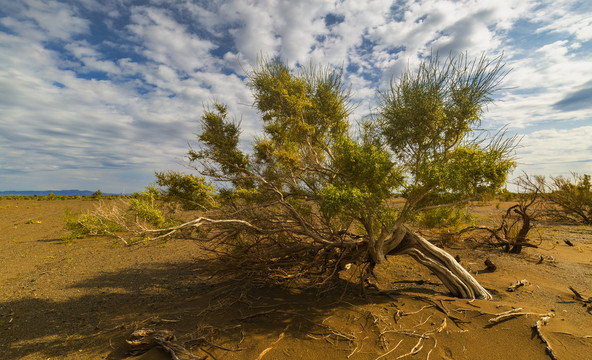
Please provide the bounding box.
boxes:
[384,226,492,300]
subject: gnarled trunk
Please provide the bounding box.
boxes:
[384,225,492,300]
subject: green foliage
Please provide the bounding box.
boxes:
[129,186,170,227]
[380,52,506,161]
[62,208,122,242]
[142,53,516,274]
[415,207,473,230]
[249,59,350,147]
[91,189,103,198]
[189,103,251,188]
[320,137,402,222]
[185,55,515,227]
[249,58,351,186]
[379,52,515,212]
[155,171,216,210]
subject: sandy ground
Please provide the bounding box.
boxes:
[1,198,591,360]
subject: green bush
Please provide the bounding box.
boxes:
[416,207,473,230]
[548,174,592,224]
[155,171,216,210]
[129,197,166,227]
[91,189,103,199]
[128,186,177,227]
[62,209,122,242]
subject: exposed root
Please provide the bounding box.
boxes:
[396,337,424,359]
[488,308,554,325]
[126,329,205,360]
[373,339,403,360]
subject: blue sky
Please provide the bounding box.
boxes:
[1,0,591,193]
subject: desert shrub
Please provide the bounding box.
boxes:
[62,208,123,242]
[547,174,592,224]
[521,173,592,225]
[416,207,473,230]
[155,171,217,210]
[459,175,543,253]
[65,54,516,300]
[128,187,168,227]
[128,186,181,228]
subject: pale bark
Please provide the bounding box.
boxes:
[385,225,492,300]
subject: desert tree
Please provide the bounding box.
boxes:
[459,174,543,254]
[102,54,516,299]
[537,173,592,225]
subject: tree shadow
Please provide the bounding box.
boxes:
[0,259,453,360]
[0,261,212,359]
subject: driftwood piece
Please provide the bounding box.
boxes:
[484,258,497,272]
[507,279,529,292]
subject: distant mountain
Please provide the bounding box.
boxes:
[0,190,96,196]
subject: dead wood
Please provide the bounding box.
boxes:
[507,279,529,292]
[568,286,592,311]
[484,258,497,272]
[488,308,554,325]
[256,325,289,360]
[533,315,558,360]
[456,187,542,254]
[569,286,592,302]
[126,329,205,360]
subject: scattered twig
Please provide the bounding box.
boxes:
[240,308,355,343]
[256,325,289,360]
[373,339,403,360]
[507,279,529,292]
[551,331,592,338]
[533,315,557,360]
[568,286,592,305]
[396,337,424,359]
[126,329,205,360]
[488,308,553,325]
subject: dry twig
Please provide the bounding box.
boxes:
[126,329,205,360]
[488,308,554,325]
[256,325,289,360]
[507,279,529,292]
[568,286,592,309]
[533,315,557,360]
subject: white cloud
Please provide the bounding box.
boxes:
[517,126,592,176]
[1,0,89,41]
[532,0,592,42]
[127,6,217,73]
